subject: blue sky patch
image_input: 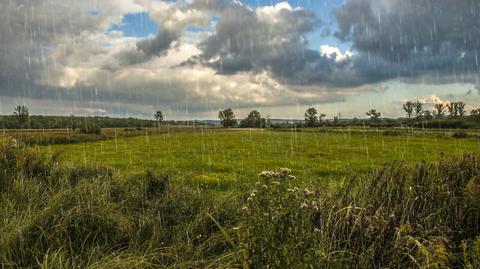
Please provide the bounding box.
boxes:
[108,12,159,38]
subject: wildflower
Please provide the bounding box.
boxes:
[250,192,256,198]
[272,181,281,186]
[304,188,315,196]
[288,188,295,193]
[242,206,249,212]
[288,175,296,180]
[300,202,308,209]
[255,182,261,186]
[294,187,299,192]
[280,168,291,175]
[262,184,268,189]
[314,228,321,233]
[233,227,241,231]
[259,171,271,179]
[260,171,277,179]
[247,197,253,202]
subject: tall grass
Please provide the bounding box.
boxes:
[240,155,480,268]
[1,136,479,268]
[0,137,239,268]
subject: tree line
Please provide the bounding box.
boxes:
[3,102,480,130]
[217,100,480,128]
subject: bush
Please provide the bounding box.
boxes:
[240,169,320,268]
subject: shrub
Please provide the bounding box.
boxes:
[240,168,322,268]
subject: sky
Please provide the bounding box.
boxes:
[0,0,479,120]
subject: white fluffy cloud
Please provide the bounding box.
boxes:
[319,45,353,62]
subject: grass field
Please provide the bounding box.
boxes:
[2,127,480,268]
[41,128,480,192]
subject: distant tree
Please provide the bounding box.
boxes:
[471,108,480,120]
[447,102,456,117]
[240,110,266,128]
[218,108,237,128]
[456,102,467,117]
[434,103,446,118]
[403,101,414,119]
[154,110,164,126]
[318,113,327,123]
[333,115,340,124]
[13,105,29,128]
[413,101,423,119]
[304,107,318,127]
[366,109,381,122]
[447,102,467,117]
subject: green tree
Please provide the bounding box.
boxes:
[154,111,164,126]
[456,101,467,116]
[403,101,414,119]
[218,108,237,128]
[447,102,456,117]
[240,110,266,128]
[413,101,423,119]
[13,105,29,128]
[319,113,327,123]
[304,107,318,127]
[366,109,381,122]
[447,102,466,117]
[471,108,480,121]
[434,103,446,118]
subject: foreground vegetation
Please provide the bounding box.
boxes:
[1,129,480,268]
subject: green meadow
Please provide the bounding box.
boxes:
[2,127,480,268]
[42,128,480,191]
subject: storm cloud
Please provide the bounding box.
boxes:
[1,0,479,117]
[335,0,480,81]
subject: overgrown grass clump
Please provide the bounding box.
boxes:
[240,156,480,268]
[0,137,239,268]
[1,136,480,268]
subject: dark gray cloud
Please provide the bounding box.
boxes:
[0,0,142,97]
[137,29,179,57]
[171,0,480,88]
[335,0,480,81]
[2,0,480,117]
